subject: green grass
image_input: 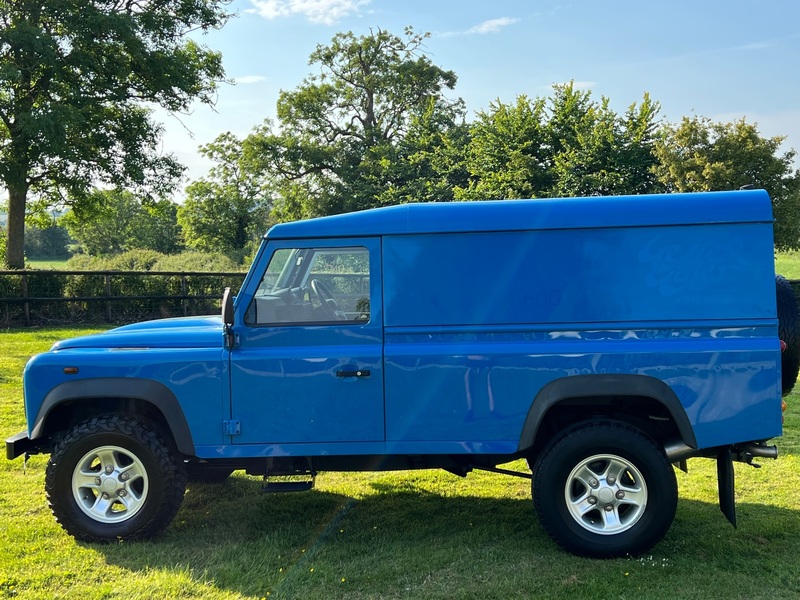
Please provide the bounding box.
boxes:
[24,259,70,270]
[775,250,800,280]
[1,328,799,599]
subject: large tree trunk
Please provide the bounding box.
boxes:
[5,180,29,269]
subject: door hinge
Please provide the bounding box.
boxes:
[223,420,241,436]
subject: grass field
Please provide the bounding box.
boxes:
[0,328,799,599]
[24,259,70,270]
[776,251,800,280]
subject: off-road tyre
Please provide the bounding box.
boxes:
[532,420,677,558]
[776,275,800,395]
[45,414,187,542]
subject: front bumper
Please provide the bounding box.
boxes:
[6,431,37,460]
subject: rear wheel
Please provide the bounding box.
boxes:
[46,414,186,542]
[533,420,677,558]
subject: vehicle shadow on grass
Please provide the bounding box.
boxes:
[91,473,800,598]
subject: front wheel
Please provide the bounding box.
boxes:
[532,420,677,558]
[45,414,187,542]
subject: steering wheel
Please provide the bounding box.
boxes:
[310,279,347,320]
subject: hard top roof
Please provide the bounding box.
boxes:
[265,189,773,240]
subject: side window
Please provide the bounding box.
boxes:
[245,246,371,325]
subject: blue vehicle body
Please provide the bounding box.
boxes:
[7,189,791,557]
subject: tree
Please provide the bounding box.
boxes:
[549,88,662,197]
[370,97,470,206]
[0,0,229,268]
[653,116,800,249]
[24,224,70,259]
[456,83,663,200]
[61,189,181,256]
[246,27,464,220]
[178,130,272,255]
[455,95,551,200]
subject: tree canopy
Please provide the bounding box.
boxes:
[455,85,662,200]
[654,116,800,249]
[244,27,466,221]
[178,129,272,256]
[0,0,230,268]
[8,20,795,263]
[179,28,799,252]
[61,189,181,256]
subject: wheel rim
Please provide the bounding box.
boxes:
[71,445,149,524]
[564,453,648,535]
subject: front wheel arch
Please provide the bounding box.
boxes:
[32,378,195,456]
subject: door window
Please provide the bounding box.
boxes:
[245,246,370,325]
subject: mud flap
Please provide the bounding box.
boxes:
[717,447,736,527]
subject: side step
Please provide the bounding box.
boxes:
[261,474,315,493]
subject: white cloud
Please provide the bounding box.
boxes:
[439,17,520,38]
[234,75,267,85]
[247,0,370,25]
[466,17,520,35]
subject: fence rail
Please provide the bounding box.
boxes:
[2,270,799,327]
[0,270,247,326]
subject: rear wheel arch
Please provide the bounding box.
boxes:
[31,378,195,456]
[518,374,696,455]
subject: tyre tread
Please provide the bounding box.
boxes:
[533,419,677,558]
[45,413,186,542]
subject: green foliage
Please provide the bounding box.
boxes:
[151,251,242,273]
[45,250,245,323]
[653,116,800,250]
[179,130,271,255]
[0,0,230,268]
[550,89,663,197]
[24,224,71,259]
[64,249,241,273]
[456,95,551,200]
[61,189,182,256]
[244,27,465,221]
[456,83,663,200]
[372,98,470,205]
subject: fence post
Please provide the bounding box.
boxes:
[21,271,30,326]
[181,274,187,316]
[105,273,112,322]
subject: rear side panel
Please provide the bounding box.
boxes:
[382,222,780,451]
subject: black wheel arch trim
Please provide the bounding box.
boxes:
[518,374,697,451]
[31,378,195,456]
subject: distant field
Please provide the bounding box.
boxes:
[25,259,70,270]
[0,328,798,599]
[776,250,800,279]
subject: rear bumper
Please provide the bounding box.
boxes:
[6,431,37,460]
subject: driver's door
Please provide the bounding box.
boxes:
[229,237,384,445]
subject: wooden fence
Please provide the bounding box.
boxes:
[1,270,798,327]
[0,270,247,326]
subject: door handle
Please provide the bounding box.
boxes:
[336,369,371,378]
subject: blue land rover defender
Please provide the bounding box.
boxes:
[7,189,797,558]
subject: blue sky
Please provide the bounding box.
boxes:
[159,0,800,187]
